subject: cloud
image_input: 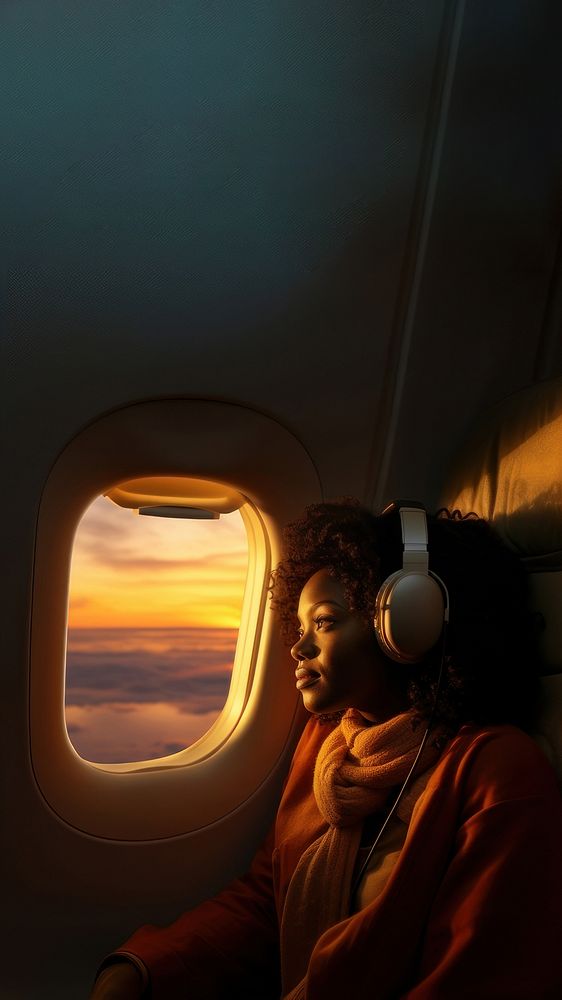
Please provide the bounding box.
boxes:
[67,596,92,610]
[65,631,235,714]
[66,627,245,763]
[73,496,247,575]
[67,626,237,653]
[66,722,85,734]
[160,741,186,756]
[65,702,223,763]
[78,516,125,541]
[75,549,246,576]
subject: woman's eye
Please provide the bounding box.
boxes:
[296,616,335,639]
[314,616,335,630]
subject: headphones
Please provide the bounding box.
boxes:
[374,501,449,664]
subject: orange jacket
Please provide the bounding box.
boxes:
[119,720,562,998]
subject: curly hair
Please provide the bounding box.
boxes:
[269,498,540,736]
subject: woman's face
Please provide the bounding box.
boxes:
[290,568,408,723]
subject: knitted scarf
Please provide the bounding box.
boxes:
[279,709,443,998]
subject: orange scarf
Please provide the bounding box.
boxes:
[280,709,442,998]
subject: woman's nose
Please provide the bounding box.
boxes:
[291,633,314,662]
[290,642,304,662]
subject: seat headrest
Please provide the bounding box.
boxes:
[441,375,562,567]
[440,375,562,676]
[440,376,562,782]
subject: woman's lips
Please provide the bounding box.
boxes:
[295,667,320,690]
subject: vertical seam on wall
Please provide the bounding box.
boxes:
[533,222,562,381]
[363,0,466,511]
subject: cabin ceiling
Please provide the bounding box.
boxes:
[3,0,562,508]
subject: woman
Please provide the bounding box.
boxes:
[91,500,562,998]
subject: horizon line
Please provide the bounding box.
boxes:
[67,625,240,631]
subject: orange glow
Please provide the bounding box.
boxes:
[448,413,562,526]
[105,475,244,513]
[67,496,248,630]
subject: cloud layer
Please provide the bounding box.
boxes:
[66,702,224,763]
[66,626,237,761]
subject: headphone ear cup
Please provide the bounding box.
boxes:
[375,570,445,663]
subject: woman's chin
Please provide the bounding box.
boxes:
[300,684,343,716]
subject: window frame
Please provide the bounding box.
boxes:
[29,398,321,840]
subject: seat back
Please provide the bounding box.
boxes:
[440,376,562,783]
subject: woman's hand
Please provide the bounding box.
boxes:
[89,962,144,999]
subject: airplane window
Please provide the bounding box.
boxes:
[65,494,248,763]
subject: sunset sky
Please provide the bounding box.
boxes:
[67,495,248,630]
[65,495,248,762]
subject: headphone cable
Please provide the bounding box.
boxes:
[350,630,448,901]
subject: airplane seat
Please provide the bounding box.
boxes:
[439,374,562,785]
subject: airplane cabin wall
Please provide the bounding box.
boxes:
[2,1,562,995]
